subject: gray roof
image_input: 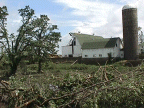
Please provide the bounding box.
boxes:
[81,38,120,49]
[70,33,103,46]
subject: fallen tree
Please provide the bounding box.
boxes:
[0,64,143,108]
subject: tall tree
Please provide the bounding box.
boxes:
[0,5,61,77]
[0,6,8,60]
[31,15,61,73]
[1,6,35,77]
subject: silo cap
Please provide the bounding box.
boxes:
[122,4,137,10]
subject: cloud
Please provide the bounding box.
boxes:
[55,0,116,28]
[0,0,6,7]
[54,0,122,36]
[137,0,144,31]
[119,0,138,4]
[55,0,144,34]
[1,2,24,35]
[54,0,144,54]
[2,0,144,55]
[6,9,22,35]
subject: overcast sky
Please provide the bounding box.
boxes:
[0,0,144,54]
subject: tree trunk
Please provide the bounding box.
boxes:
[38,58,42,73]
[38,46,41,73]
[37,33,42,73]
[6,63,18,77]
[7,57,20,77]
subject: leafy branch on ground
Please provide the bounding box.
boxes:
[0,62,143,108]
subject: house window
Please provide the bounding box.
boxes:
[99,54,102,57]
[85,55,88,57]
[93,54,96,57]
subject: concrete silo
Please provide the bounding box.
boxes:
[122,5,138,60]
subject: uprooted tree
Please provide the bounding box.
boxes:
[0,5,61,77]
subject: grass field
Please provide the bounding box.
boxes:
[0,61,144,108]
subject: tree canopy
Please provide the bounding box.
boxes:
[0,5,61,77]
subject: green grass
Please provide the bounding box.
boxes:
[0,61,144,108]
[5,61,140,91]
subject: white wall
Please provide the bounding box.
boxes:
[62,36,124,58]
[120,51,124,58]
[113,39,121,57]
[75,37,81,46]
[62,46,72,57]
[73,46,82,57]
[82,39,123,58]
[73,37,81,57]
[82,48,114,58]
[62,36,82,57]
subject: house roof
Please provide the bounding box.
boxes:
[70,33,103,46]
[81,38,120,49]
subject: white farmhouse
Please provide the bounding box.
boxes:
[62,33,124,59]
